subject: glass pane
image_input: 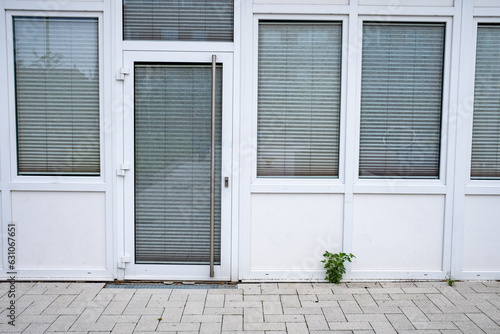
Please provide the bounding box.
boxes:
[14,17,100,176]
[123,0,234,42]
[359,23,445,179]
[134,63,222,265]
[471,25,500,179]
[257,21,342,177]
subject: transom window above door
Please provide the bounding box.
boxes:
[123,0,234,41]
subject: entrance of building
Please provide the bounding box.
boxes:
[122,52,232,280]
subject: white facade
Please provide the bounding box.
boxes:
[0,0,499,282]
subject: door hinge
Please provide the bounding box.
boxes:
[118,255,131,269]
[116,67,130,81]
[117,162,130,176]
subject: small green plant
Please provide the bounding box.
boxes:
[445,272,455,287]
[321,251,355,284]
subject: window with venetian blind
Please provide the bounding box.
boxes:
[257,21,342,177]
[123,0,234,42]
[13,17,100,176]
[359,22,445,179]
[471,24,500,179]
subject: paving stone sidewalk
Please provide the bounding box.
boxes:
[0,281,499,333]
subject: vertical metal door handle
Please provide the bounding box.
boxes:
[210,55,216,278]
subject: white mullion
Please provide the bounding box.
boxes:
[231,0,242,282]
[113,0,126,281]
[451,0,475,279]
[341,0,359,278]
[1,0,12,273]
[6,12,17,186]
[102,0,115,280]
[442,0,463,278]
[238,0,253,282]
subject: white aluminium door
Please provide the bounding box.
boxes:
[123,52,232,280]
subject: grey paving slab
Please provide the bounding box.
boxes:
[264,315,305,323]
[0,281,499,333]
[222,315,243,331]
[200,321,222,334]
[322,306,347,322]
[304,314,329,330]
[245,322,286,331]
[205,294,225,308]
[263,301,283,315]
[369,320,397,334]
[285,322,309,334]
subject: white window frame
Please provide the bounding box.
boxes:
[464,16,500,194]
[352,16,453,194]
[251,14,348,194]
[6,10,105,190]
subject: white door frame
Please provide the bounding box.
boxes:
[122,51,233,281]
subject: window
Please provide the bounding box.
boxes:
[13,17,100,176]
[359,22,445,179]
[257,21,342,177]
[471,24,500,179]
[123,0,234,42]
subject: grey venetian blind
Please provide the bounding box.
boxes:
[257,21,342,177]
[134,63,222,265]
[359,22,445,178]
[13,17,100,176]
[471,25,500,179]
[123,0,234,41]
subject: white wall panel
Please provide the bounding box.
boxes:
[254,0,348,4]
[12,191,106,269]
[250,194,343,271]
[475,0,500,7]
[359,0,453,6]
[352,194,444,271]
[463,195,500,271]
